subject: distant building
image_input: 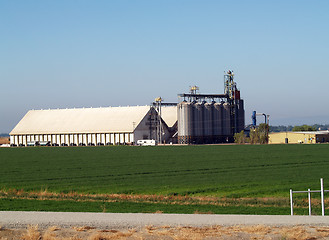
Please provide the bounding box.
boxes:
[10,106,177,146]
[269,131,329,144]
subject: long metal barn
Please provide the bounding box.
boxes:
[10,106,177,146]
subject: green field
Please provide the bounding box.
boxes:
[1,144,329,214]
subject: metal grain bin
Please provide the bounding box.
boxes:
[213,102,223,137]
[223,102,231,136]
[177,101,193,144]
[193,102,204,142]
[204,102,213,138]
[237,99,245,133]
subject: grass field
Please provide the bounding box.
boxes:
[1,144,329,214]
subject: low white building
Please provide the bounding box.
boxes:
[10,105,177,146]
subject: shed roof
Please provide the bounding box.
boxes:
[10,106,151,135]
[293,131,329,135]
[270,131,329,135]
[10,105,178,135]
[160,106,177,127]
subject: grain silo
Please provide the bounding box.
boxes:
[237,99,245,133]
[213,102,223,142]
[177,70,245,144]
[193,102,204,144]
[204,102,213,143]
[177,101,194,144]
[222,102,231,136]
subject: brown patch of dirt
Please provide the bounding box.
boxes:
[0,137,9,144]
[0,189,292,208]
[73,226,96,232]
[1,225,329,240]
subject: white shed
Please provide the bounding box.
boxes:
[10,105,177,146]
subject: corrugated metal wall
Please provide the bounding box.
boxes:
[178,100,243,144]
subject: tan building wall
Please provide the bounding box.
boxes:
[269,132,329,144]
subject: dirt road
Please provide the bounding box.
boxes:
[2,212,329,239]
[2,211,329,229]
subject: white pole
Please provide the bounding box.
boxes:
[308,188,311,216]
[321,178,325,216]
[290,189,293,216]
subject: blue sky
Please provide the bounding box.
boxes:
[1,0,329,133]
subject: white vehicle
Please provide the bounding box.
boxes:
[39,141,50,146]
[137,139,157,146]
[0,144,10,148]
[27,141,38,146]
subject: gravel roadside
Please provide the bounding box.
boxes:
[2,211,329,230]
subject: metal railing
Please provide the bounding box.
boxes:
[290,178,329,216]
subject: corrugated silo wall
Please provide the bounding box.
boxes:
[223,103,232,137]
[178,100,239,144]
[237,99,245,133]
[193,102,204,144]
[204,103,213,143]
[178,102,193,144]
[213,102,223,143]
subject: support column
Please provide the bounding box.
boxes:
[290,189,293,216]
[321,178,325,216]
[308,188,312,216]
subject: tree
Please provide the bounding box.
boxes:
[249,123,269,144]
[249,128,259,144]
[292,125,316,132]
[234,130,247,144]
[270,125,293,132]
[258,123,269,144]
